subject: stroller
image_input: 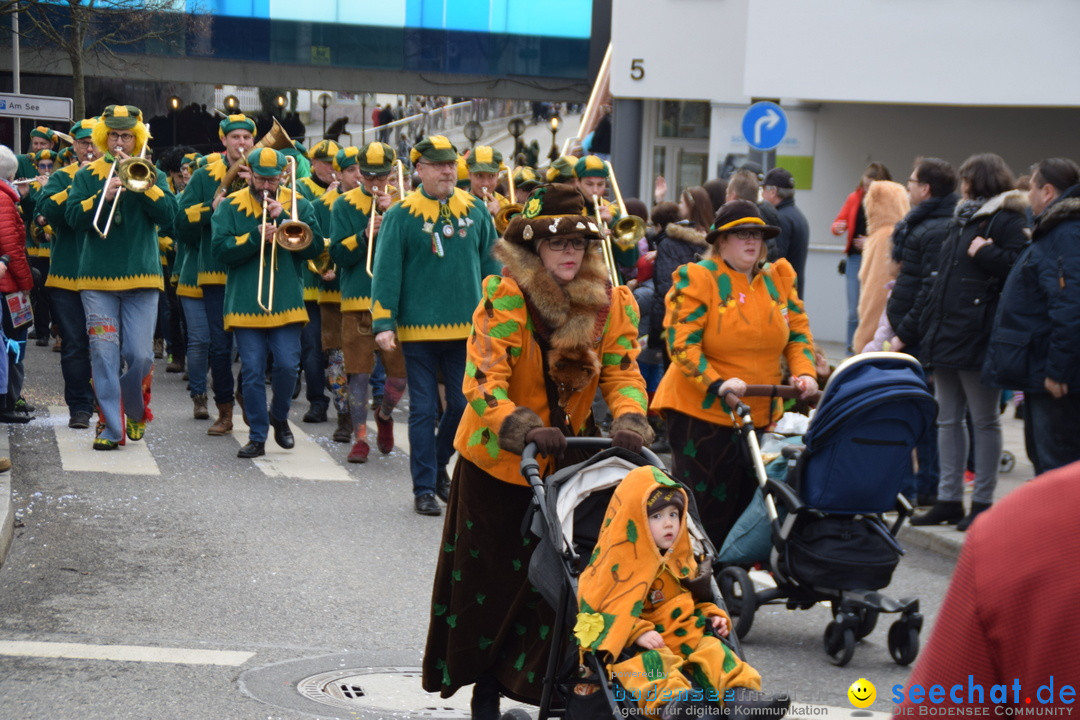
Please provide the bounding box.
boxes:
[521,438,748,720]
[715,352,936,667]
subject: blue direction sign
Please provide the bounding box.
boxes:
[741,102,788,151]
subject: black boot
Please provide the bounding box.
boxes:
[956,501,992,531]
[270,417,295,449]
[237,441,265,459]
[470,675,500,720]
[910,500,964,526]
[723,687,791,719]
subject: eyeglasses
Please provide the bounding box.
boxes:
[907,177,925,185]
[545,236,590,251]
[37,163,54,170]
[731,229,765,240]
[107,132,136,142]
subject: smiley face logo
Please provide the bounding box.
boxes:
[848,678,876,708]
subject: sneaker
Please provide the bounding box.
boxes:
[14,398,34,413]
[68,410,93,429]
[153,338,165,358]
[166,359,185,374]
[93,438,119,451]
[374,409,395,454]
[963,470,975,488]
[0,409,33,424]
[414,493,442,516]
[125,417,146,442]
[347,438,370,464]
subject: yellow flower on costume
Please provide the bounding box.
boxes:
[573,612,606,649]
[523,197,543,218]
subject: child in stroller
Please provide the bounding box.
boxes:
[575,464,789,719]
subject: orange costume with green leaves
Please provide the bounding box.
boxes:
[576,466,761,717]
[653,257,815,427]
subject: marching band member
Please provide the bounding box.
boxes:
[36,118,99,429]
[176,114,255,435]
[328,142,407,464]
[65,105,178,450]
[211,148,321,459]
[466,146,507,217]
[370,135,500,516]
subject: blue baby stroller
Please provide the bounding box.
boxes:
[715,352,937,667]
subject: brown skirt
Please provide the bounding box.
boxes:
[665,409,758,551]
[422,459,556,704]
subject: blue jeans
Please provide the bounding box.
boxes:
[81,289,157,442]
[201,285,234,405]
[50,288,95,415]
[235,324,302,443]
[845,252,862,352]
[402,340,467,497]
[180,296,210,397]
[1025,392,1080,475]
[300,301,327,408]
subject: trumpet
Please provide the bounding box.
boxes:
[593,194,621,287]
[93,144,158,238]
[365,159,407,278]
[257,157,314,313]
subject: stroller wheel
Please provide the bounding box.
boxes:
[824,621,856,666]
[888,620,920,666]
[717,566,757,639]
[999,450,1016,474]
[832,602,879,640]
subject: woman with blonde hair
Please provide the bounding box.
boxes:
[853,180,910,352]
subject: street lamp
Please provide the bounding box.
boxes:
[275,94,287,118]
[224,95,240,113]
[318,93,332,137]
[463,120,483,150]
[167,95,182,145]
[507,117,526,165]
[548,115,560,162]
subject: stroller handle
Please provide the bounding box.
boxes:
[723,383,803,419]
[520,437,665,488]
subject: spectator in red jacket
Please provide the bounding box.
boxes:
[0,145,37,423]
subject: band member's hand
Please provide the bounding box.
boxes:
[327,180,340,194]
[794,374,819,400]
[370,214,383,235]
[321,269,336,282]
[525,427,566,458]
[375,330,397,352]
[486,198,501,215]
[635,630,665,650]
[103,175,123,201]
[610,429,644,455]
[265,198,283,220]
[259,223,277,243]
[212,191,226,210]
[710,615,729,637]
[35,215,47,227]
[598,204,613,224]
[373,188,394,212]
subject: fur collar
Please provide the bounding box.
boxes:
[1034,185,1080,239]
[493,239,610,351]
[971,189,1029,220]
[664,221,709,247]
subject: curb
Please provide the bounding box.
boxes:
[898,523,963,562]
[0,426,12,570]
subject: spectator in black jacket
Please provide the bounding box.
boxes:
[763,167,810,297]
[888,158,960,356]
[912,154,1029,532]
[984,158,1080,474]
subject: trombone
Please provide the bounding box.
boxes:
[604,160,646,251]
[92,144,158,238]
[492,165,523,235]
[257,156,314,312]
[365,159,407,278]
[592,194,621,287]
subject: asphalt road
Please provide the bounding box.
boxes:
[0,342,956,719]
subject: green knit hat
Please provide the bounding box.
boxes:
[467,145,503,174]
[574,154,609,179]
[101,105,143,131]
[309,139,340,162]
[514,166,540,191]
[410,135,458,165]
[545,155,577,183]
[30,126,56,142]
[355,142,396,175]
[218,113,256,139]
[247,147,287,177]
[69,118,97,140]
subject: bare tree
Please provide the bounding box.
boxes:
[11,0,210,120]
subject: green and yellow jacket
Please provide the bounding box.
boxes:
[174,240,202,299]
[176,157,233,287]
[211,186,322,330]
[37,164,82,290]
[371,186,500,341]
[328,186,382,312]
[65,155,177,292]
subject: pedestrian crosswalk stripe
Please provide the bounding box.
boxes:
[0,640,253,666]
[49,406,162,476]
[231,413,354,482]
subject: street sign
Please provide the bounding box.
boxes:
[0,93,73,122]
[741,101,787,151]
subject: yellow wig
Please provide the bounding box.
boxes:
[91,119,150,157]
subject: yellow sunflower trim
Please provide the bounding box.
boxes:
[574,612,606,649]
